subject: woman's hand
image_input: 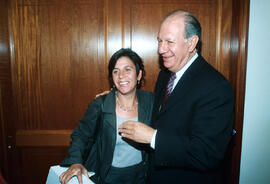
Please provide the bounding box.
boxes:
[59,164,89,184]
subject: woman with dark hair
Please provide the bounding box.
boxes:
[59,48,153,184]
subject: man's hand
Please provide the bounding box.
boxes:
[59,164,89,184]
[118,121,155,144]
[95,89,111,98]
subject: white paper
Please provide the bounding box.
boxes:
[46,165,95,184]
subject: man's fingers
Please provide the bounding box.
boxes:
[118,120,154,144]
[119,120,137,129]
[119,123,136,135]
[119,121,147,136]
[119,124,133,131]
[95,89,111,98]
[121,133,132,140]
[119,128,132,137]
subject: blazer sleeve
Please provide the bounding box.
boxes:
[60,97,103,166]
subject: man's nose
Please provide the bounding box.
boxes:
[158,42,168,54]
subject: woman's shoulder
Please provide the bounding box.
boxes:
[88,93,109,109]
[137,89,153,96]
[137,89,154,102]
[92,90,114,103]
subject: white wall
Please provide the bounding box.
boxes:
[239,0,270,183]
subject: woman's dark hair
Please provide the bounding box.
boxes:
[108,48,145,89]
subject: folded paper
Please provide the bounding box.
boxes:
[46,165,95,184]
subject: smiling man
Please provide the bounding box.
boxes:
[118,9,235,184]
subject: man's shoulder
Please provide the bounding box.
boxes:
[195,55,228,81]
[193,56,233,93]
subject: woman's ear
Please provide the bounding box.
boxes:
[137,70,142,81]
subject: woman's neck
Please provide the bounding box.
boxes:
[116,91,137,107]
[115,91,138,118]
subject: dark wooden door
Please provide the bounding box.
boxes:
[0,0,249,183]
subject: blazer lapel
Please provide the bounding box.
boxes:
[102,89,150,128]
[102,90,117,131]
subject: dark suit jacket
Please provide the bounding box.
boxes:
[61,89,154,183]
[148,55,234,184]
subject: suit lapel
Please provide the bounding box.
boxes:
[137,90,149,125]
[155,71,170,110]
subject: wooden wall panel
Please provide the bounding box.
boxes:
[10,0,106,130]
[229,0,250,183]
[216,0,234,82]
[0,0,14,182]
[9,1,107,183]
[106,0,122,58]
[19,147,68,183]
[16,129,72,146]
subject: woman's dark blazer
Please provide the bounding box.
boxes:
[148,55,235,184]
[61,89,154,183]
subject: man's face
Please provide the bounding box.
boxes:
[157,15,191,72]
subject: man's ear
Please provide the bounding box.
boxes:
[187,35,199,52]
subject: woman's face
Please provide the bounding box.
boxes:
[112,56,142,95]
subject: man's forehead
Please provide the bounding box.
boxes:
[163,16,184,27]
[157,32,175,40]
[158,21,183,38]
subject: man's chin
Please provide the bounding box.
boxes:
[163,61,173,70]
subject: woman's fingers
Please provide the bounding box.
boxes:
[59,164,87,184]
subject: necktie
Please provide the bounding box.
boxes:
[162,72,176,106]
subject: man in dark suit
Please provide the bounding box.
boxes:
[119,9,234,184]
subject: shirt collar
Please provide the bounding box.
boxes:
[171,53,198,90]
[175,52,198,79]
